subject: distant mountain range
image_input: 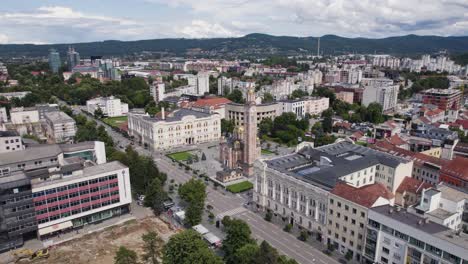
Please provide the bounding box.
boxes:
[1,33,468,58]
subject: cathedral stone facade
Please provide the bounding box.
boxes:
[219,88,261,176]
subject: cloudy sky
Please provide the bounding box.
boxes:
[0,0,467,44]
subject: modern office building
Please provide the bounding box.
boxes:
[48,49,61,74]
[66,47,80,71]
[0,141,128,251]
[364,204,468,264]
[128,108,221,151]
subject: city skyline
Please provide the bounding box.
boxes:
[0,0,467,44]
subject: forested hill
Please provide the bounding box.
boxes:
[1,33,468,58]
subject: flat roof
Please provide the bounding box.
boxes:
[44,111,74,123]
[0,144,62,166]
[32,161,127,189]
[371,205,468,249]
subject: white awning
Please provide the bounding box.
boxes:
[203,232,221,245]
[38,221,73,236]
[192,224,209,235]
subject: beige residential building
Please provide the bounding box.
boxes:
[327,182,394,262]
[226,102,281,127]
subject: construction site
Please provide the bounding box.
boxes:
[6,217,176,264]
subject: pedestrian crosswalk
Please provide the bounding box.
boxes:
[216,206,248,219]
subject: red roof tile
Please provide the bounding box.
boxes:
[331,182,394,208]
[441,157,468,181]
[192,97,232,108]
[396,176,433,194]
[456,119,468,130]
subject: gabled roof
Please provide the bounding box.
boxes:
[455,119,468,130]
[396,176,433,194]
[331,182,394,208]
[192,97,232,108]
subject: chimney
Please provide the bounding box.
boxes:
[161,107,165,120]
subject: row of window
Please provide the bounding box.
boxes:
[32,175,118,198]
[35,190,119,213]
[37,198,120,224]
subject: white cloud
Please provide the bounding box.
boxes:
[0,1,467,44]
[0,34,9,44]
[177,20,241,38]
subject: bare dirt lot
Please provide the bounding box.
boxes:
[33,217,175,264]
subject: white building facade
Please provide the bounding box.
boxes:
[86,96,129,117]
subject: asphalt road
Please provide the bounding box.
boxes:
[67,103,338,264]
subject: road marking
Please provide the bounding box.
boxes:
[216,206,247,219]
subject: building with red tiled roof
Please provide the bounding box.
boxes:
[327,182,394,261]
[190,96,231,119]
[439,157,468,189]
[395,176,433,208]
[373,141,448,185]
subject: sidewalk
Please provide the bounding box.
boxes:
[251,207,359,264]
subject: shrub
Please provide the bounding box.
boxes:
[299,230,308,241]
[226,181,254,193]
[265,210,273,222]
[283,223,292,232]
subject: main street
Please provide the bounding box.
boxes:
[67,103,338,264]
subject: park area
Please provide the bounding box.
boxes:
[227,181,254,193]
[102,116,128,129]
[31,217,175,264]
[167,151,194,161]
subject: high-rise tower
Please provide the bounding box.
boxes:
[48,49,61,74]
[67,46,80,71]
[243,87,259,175]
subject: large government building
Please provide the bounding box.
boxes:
[253,140,412,246]
[128,108,221,151]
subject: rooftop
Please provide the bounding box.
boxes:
[0,130,19,137]
[331,182,394,208]
[264,141,408,190]
[44,111,75,123]
[0,144,62,166]
[422,88,462,95]
[371,205,468,249]
[136,108,216,123]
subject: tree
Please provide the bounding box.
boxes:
[255,241,280,264]
[366,102,384,124]
[263,92,274,103]
[259,117,273,136]
[226,89,244,103]
[142,231,162,264]
[178,179,206,226]
[114,246,138,264]
[321,109,334,133]
[221,119,235,134]
[231,243,259,264]
[290,89,308,99]
[222,218,255,264]
[163,230,222,264]
[144,178,167,216]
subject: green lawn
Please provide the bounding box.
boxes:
[227,181,254,193]
[261,149,274,155]
[167,151,193,161]
[102,116,128,128]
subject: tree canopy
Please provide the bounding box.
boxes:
[163,230,222,264]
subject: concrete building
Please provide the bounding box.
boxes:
[0,91,31,100]
[362,80,399,112]
[253,141,411,243]
[44,111,76,143]
[421,88,463,111]
[86,96,129,117]
[0,130,23,153]
[128,108,221,151]
[150,83,165,103]
[280,99,306,118]
[327,182,394,262]
[226,102,281,127]
[10,107,40,125]
[0,107,7,123]
[66,47,80,71]
[409,183,467,231]
[0,141,123,251]
[336,91,354,104]
[305,97,330,116]
[364,204,468,264]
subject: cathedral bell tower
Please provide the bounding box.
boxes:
[243,87,258,176]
